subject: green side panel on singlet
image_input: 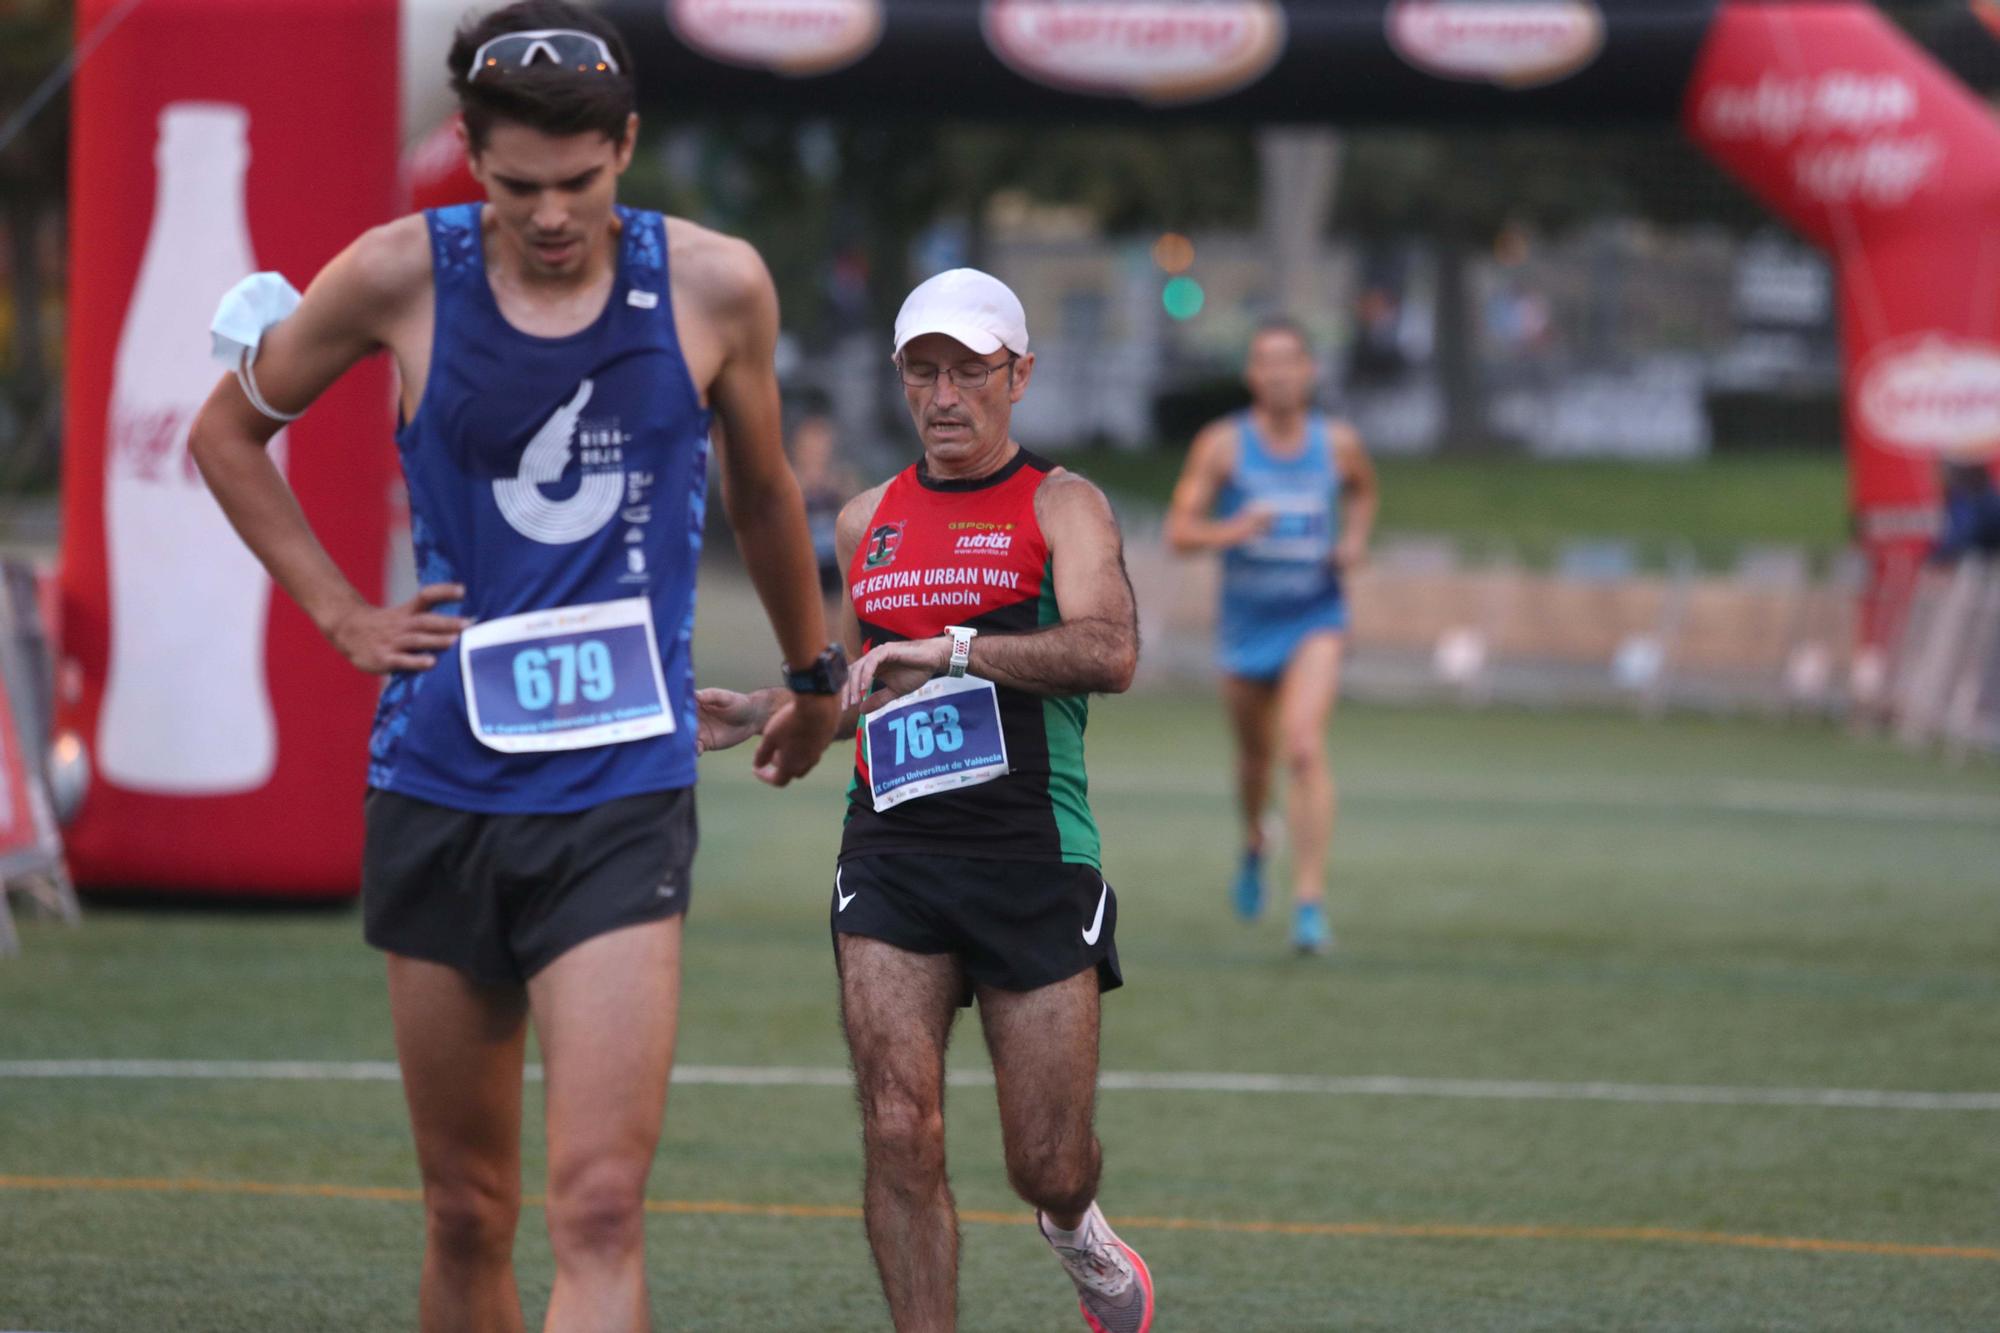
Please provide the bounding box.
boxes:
[1037,558,1101,867]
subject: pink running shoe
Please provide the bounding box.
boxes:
[1038,1201,1155,1333]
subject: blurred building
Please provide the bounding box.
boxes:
[873,207,1841,461]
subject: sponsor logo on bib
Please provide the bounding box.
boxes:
[981,0,1287,106]
[667,0,885,76]
[1385,0,1604,89]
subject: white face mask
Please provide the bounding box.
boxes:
[209,271,303,422]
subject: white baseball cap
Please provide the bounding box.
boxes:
[892,268,1030,359]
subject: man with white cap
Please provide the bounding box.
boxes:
[696,269,1154,1332]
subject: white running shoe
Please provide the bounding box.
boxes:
[1039,1201,1155,1333]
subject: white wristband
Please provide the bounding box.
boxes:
[946,625,978,678]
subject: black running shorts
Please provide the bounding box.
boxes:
[831,852,1122,1004]
[362,786,696,985]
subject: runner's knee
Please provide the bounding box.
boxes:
[1004,1131,1099,1217]
[860,1084,947,1181]
[1236,745,1272,783]
[546,1156,649,1260]
[1281,731,1327,781]
[423,1174,520,1265]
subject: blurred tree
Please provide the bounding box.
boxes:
[679,118,1256,333]
[1337,126,1766,451]
[645,105,1808,455]
[653,115,1256,433]
[856,122,1257,430]
[0,0,73,489]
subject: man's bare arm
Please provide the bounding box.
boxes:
[843,471,1138,706]
[188,218,467,672]
[697,231,838,782]
[702,235,833,677]
[964,471,1137,693]
[824,485,882,738]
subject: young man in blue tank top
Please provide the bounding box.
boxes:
[1166,318,1378,954]
[188,5,841,1328]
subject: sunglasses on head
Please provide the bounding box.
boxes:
[469,28,621,81]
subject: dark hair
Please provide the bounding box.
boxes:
[448,1,636,151]
[1945,462,1997,495]
[1250,316,1315,357]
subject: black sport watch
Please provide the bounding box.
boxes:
[782,643,849,695]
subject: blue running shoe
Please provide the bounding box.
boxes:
[1231,849,1265,920]
[1292,901,1332,954]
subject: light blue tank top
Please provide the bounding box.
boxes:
[368,205,711,813]
[1216,411,1343,606]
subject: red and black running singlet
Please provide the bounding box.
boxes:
[841,448,1101,868]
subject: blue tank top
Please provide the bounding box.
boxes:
[1216,411,1343,606]
[368,205,711,814]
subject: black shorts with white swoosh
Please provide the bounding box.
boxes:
[831,853,1122,1005]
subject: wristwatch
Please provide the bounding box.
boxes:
[945,625,978,678]
[782,643,849,695]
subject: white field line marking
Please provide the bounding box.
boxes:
[3,1060,1998,1111]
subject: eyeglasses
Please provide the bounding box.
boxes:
[896,355,1016,390]
[469,29,622,82]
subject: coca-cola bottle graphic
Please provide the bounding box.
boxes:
[100,103,282,794]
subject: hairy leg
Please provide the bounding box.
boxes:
[975,967,1103,1231]
[839,933,966,1333]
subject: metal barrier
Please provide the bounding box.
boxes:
[1127,532,2000,757]
[0,555,76,956]
[1889,557,2000,759]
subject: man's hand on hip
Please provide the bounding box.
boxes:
[324,583,470,674]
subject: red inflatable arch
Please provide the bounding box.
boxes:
[59,0,2000,893]
[61,0,399,895]
[1684,3,2000,648]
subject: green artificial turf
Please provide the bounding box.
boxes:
[3,694,1998,1331]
